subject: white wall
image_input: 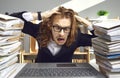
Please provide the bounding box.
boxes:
[79,0,120,19]
[0,0,119,19]
[0,0,69,13]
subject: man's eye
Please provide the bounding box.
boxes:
[55,26,60,30]
[65,28,70,31]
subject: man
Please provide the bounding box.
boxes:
[10,7,96,63]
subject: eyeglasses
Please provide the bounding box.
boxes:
[53,25,71,33]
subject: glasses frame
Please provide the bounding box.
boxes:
[52,25,71,33]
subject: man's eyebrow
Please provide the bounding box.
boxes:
[53,24,59,26]
[53,24,70,27]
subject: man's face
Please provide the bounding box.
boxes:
[52,17,71,46]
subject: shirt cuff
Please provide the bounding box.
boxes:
[87,25,94,31]
[22,12,34,21]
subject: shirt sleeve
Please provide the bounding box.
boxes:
[77,29,96,46]
[87,25,94,31]
[22,22,40,38]
[22,11,42,21]
[10,11,42,38]
[21,12,42,38]
[22,12,34,21]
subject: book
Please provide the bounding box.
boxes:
[106,72,120,78]
[96,55,120,69]
[92,37,120,49]
[96,55,120,65]
[95,30,120,41]
[94,47,120,55]
[92,41,120,52]
[96,60,120,72]
[93,20,120,34]
[99,66,120,78]
[95,28,120,36]
[95,52,120,59]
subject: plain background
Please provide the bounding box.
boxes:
[0,0,120,19]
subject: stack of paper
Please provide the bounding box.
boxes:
[0,14,24,78]
[94,20,120,41]
[92,20,120,78]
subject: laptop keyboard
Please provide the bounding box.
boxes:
[19,68,99,77]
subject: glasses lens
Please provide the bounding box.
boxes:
[53,26,61,32]
[53,25,71,33]
[63,27,71,33]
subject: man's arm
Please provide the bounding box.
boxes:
[22,7,59,21]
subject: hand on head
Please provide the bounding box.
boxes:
[74,15,92,27]
[41,7,60,19]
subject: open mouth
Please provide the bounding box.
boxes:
[57,38,65,42]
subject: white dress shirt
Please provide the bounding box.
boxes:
[47,40,62,56]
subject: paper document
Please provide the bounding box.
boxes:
[0,14,17,20]
[0,52,19,64]
[94,20,120,29]
[0,30,21,35]
[0,57,18,70]
[0,14,24,30]
[0,41,21,50]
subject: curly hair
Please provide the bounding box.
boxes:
[37,7,79,47]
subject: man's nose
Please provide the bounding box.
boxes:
[59,29,65,36]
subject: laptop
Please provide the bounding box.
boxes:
[15,63,105,78]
